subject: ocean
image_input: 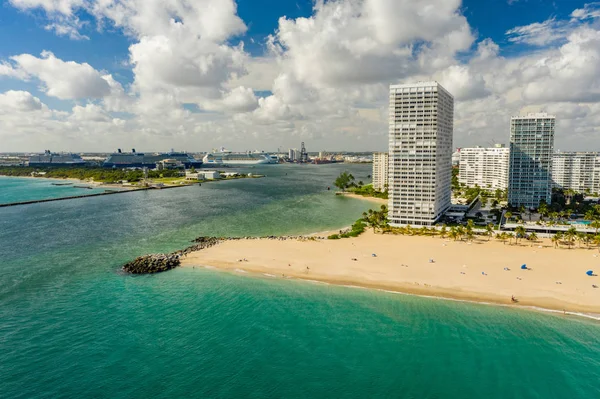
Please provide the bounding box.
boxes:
[0,176,110,204]
[1,164,599,398]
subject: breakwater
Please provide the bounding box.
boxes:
[0,185,187,208]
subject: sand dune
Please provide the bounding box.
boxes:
[181,230,600,315]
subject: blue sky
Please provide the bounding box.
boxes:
[0,0,599,152]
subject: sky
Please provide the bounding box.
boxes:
[0,0,599,153]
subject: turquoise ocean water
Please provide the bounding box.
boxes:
[0,177,109,204]
[1,165,599,398]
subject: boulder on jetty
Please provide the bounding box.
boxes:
[122,254,180,274]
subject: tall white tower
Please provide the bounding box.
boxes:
[388,82,454,226]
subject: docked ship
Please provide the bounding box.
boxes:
[28,151,85,167]
[103,149,203,168]
[202,148,276,165]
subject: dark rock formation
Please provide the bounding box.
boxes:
[122,254,180,274]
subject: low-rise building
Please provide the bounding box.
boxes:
[187,170,221,180]
[156,158,184,170]
[458,145,509,190]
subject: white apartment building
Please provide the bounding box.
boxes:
[372,152,389,192]
[508,113,555,208]
[458,145,509,190]
[388,82,454,226]
[552,152,600,193]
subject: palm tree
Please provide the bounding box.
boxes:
[576,232,587,248]
[466,230,475,242]
[584,209,597,221]
[565,227,577,249]
[565,189,576,205]
[538,202,549,221]
[590,220,600,235]
[456,226,465,241]
[593,234,600,252]
[514,226,526,244]
[448,227,459,241]
[551,233,562,248]
[485,224,494,241]
[528,232,538,243]
[519,205,526,221]
[440,225,448,239]
[496,232,507,245]
[506,232,515,245]
[467,219,475,231]
[504,211,513,223]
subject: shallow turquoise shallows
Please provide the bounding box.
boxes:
[0,176,110,204]
[1,165,599,399]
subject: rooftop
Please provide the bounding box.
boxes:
[389,81,453,98]
[511,112,556,119]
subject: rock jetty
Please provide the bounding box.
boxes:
[122,254,180,274]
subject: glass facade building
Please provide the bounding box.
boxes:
[508,113,555,208]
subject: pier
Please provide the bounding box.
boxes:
[0,185,189,208]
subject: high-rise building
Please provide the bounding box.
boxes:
[458,145,509,190]
[372,152,389,192]
[388,81,454,226]
[508,113,555,208]
[552,152,600,193]
[288,148,297,161]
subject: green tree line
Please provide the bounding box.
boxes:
[0,166,181,183]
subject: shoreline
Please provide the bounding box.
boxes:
[0,174,137,190]
[335,192,388,205]
[188,264,600,322]
[181,230,600,318]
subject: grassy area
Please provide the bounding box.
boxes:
[348,183,388,199]
[149,177,191,185]
[327,219,367,239]
[0,166,181,183]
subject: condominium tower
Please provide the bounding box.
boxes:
[388,82,454,226]
[372,152,389,192]
[458,145,509,190]
[552,152,600,193]
[508,113,555,208]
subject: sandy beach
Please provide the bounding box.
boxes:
[335,192,388,205]
[182,230,600,316]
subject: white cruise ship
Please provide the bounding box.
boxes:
[202,148,275,165]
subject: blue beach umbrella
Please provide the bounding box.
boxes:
[587,270,594,276]
[521,264,527,270]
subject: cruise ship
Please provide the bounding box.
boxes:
[28,151,85,167]
[202,148,276,165]
[103,149,203,168]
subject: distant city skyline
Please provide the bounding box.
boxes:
[1,1,600,152]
